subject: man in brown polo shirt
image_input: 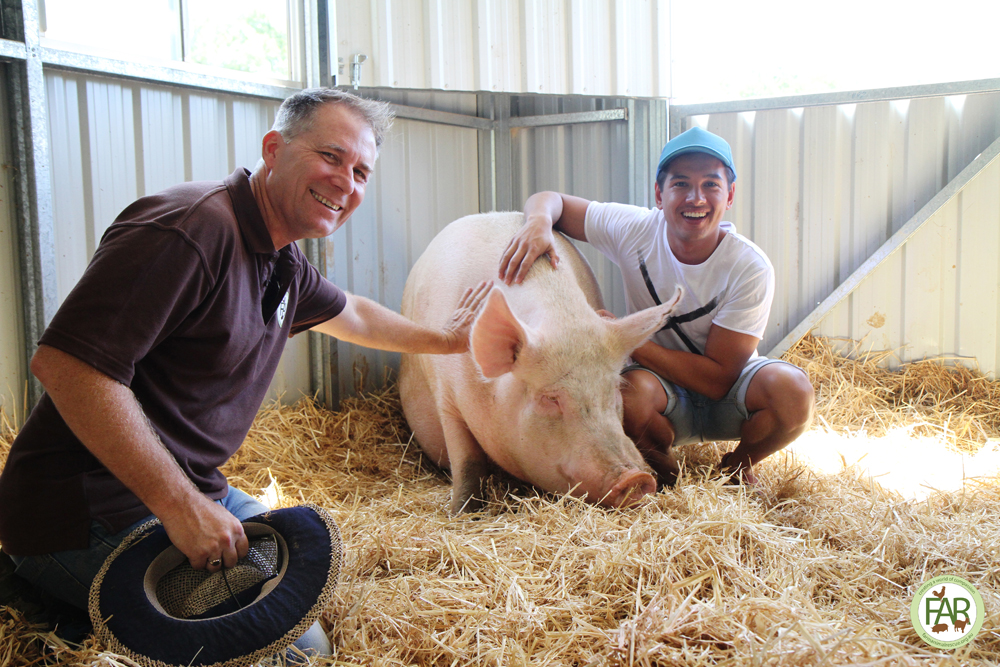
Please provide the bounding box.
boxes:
[0,88,486,654]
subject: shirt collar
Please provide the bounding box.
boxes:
[225,167,278,256]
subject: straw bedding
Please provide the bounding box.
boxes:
[1,334,998,666]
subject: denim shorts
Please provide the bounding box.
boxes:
[622,356,798,446]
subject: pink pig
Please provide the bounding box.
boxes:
[400,213,682,514]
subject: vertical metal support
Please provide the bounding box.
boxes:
[476,92,496,213]
[3,0,56,408]
[316,0,331,85]
[668,109,684,140]
[626,98,637,206]
[306,0,339,408]
[493,93,513,211]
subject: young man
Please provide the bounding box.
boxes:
[0,88,489,655]
[498,126,814,486]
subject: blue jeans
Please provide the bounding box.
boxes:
[11,486,331,656]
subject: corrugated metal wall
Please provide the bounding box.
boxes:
[335,0,670,97]
[675,92,1000,375]
[325,89,482,397]
[817,151,1000,373]
[0,76,27,424]
[510,94,667,315]
[42,71,316,402]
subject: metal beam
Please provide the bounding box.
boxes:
[508,107,627,128]
[671,77,1000,120]
[765,133,1000,360]
[389,102,497,131]
[41,48,299,100]
[0,35,24,59]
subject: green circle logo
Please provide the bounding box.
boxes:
[910,575,985,649]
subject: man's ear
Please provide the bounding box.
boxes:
[654,181,663,209]
[261,130,285,168]
[726,182,736,210]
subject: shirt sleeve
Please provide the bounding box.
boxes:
[288,258,347,336]
[38,223,215,386]
[712,258,774,339]
[584,201,655,268]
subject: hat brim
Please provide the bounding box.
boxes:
[89,504,341,667]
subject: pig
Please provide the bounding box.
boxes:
[399,212,682,515]
[931,623,949,633]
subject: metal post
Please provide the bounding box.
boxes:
[493,93,513,211]
[2,0,56,408]
[306,0,338,408]
[476,92,496,213]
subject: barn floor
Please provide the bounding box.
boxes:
[1,335,999,666]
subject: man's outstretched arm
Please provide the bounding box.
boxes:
[30,344,249,570]
[311,280,492,353]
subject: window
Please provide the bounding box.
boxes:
[40,0,293,82]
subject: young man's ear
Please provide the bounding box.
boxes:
[726,182,736,210]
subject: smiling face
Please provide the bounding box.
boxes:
[259,102,377,248]
[654,152,736,264]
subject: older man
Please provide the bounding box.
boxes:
[499,127,814,487]
[0,88,487,654]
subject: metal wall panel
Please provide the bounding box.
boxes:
[509,95,667,316]
[0,74,27,424]
[325,89,482,397]
[817,159,1000,376]
[42,71,308,401]
[335,0,669,97]
[675,91,1000,374]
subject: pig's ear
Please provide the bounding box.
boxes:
[470,287,528,378]
[609,286,684,356]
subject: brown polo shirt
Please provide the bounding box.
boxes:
[0,168,346,556]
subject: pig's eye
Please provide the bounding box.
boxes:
[536,393,562,415]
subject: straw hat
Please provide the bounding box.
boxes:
[88,504,342,667]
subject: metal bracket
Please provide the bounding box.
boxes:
[350,53,367,90]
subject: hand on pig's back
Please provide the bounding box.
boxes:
[439,280,493,353]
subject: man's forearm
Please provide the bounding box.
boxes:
[31,344,247,568]
[312,295,461,354]
[630,342,740,401]
[31,345,203,517]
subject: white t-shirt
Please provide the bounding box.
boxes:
[585,201,774,357]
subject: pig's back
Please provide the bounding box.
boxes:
[402,212,603,326]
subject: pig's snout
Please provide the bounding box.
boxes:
[603,469,656,507]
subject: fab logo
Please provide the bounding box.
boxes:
[910,575,984,649]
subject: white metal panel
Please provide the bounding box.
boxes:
[325,91,482,397]
[43,71,302,401]
[85,78,139,259]
[815,159,1000,376]
[0,76,27,424]
[45,73,89,300]
[678,90,1000,369]
[335,0,670,97]
[187,94,229,182]
[140,87,185,196]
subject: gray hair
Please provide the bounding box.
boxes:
[271,88,394,149]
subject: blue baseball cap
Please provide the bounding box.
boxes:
[655,126,736,182]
